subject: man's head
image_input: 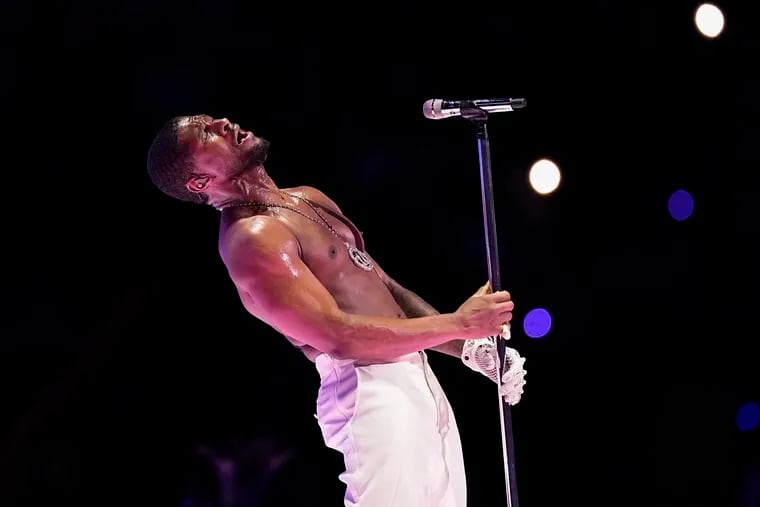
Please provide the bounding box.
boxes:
[146,114,270,205]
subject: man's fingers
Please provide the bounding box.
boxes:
[476,280,492,296]
[486,290,511,303]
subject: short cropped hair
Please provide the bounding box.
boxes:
[146,116,204,204]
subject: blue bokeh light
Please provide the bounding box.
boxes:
[736,401,760,432]
[668,189,695,221]
[523,308,552,338]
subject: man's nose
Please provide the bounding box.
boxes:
[210,118,233,134]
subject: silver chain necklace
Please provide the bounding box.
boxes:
[220,193,375,272]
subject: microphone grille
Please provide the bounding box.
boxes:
[422,99,442,119]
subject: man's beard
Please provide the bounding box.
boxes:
[229,137,271,180]
[246,136,270,166]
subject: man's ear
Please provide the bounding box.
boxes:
[187,175,212,193]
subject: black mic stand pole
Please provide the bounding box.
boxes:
[460,101,520,507]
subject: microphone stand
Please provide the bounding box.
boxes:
[460,100,520,507]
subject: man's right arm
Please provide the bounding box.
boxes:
[222,217,513,363]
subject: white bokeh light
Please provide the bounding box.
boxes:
[528,158,561,195]
[694,3,725,38]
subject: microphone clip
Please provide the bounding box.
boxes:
[460,100,490,122]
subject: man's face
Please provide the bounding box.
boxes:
[178,114,269,179]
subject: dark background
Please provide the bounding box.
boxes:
[2,0,759,506]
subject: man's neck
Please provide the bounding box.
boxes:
[209,165,287,210]
[236,164,279,198]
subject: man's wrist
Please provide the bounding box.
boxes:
[428,339,465,358]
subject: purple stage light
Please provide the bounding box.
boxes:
[523,308,552,338]
[736,401,760,432]
[668,189,694,221]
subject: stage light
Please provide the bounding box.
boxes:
[528,158,561,195]
[736,401,760,432]
[694,3,725,38]
[668,189,694,221]
[522,308,552,339]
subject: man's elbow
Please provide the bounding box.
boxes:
[319,312,386,362]
[311,310,359,361]
[323,330,362,361]
[323,319,394,363]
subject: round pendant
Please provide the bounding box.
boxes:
[346,244,374,271]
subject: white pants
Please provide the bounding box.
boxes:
[315,350,467,506]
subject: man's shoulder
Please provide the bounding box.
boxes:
[227,213,293,238]
[284,185,342,213]
[218,214,302,281]
[221,214,296,258]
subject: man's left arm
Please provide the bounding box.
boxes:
[373,261,527,405]
[385,281,464,357]
[364,252,463,356]
[393,280,527,405]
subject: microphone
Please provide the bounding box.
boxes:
[422,97,527,120]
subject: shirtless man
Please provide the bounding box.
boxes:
[146,114,526,506]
